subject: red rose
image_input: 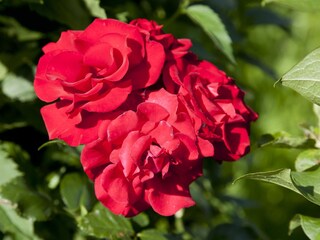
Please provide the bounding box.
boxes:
[34,19,165,146]
[165,56,258,161]
[81,89,202,217]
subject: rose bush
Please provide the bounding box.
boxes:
[34,18,165,146]
[81,89,203,216]
[34,17,257,217]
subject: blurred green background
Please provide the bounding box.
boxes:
[0,0,320,239]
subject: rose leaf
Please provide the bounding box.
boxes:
[184,4,235,63]
[78,202,134,239]
[289,214,320,239]
[281,47,320,105]
[59,173,94,213]
[0,204,41,240]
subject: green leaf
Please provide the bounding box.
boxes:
[78,203,134,239]
[281,48,320,105]
[0,148,22,186]
[0,204,40,240]
[83,0,107,18]
[258,132,315,148]
[184,4,235,63]
[30,0,94,29]
[235,168,320,206]
[60,173,93,212]
[234,168,302,195]
[289,214,320,240]
[262,0,320,12]
[2,73,36,102]
[291,168,320,206]
[132,212,150,227]
[137,229,170,240]
[0,177,53,221]
[295,149,320,172]
[288,214,302,236]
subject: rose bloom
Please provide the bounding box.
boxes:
[34,18,165,146]
[164,54,258,161]
[81,89,203,217]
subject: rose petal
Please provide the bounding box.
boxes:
[80,19,145,65]
[137,102,169,122]
[197,137,214,157]
[216,121,251,161]
[174,133,199,161]
[83,42,116,69]
[101,164,131,203]
[128,41,165,89]
[95,170,148,217]
[41,102,111,146]
[34,53,71,102]
[107,110,138,142]
[81,79,132,112]
[149,121,174,145]
[172,112,196,140]
[118,132,150,177]
[81,140,112,180]
[46,51,88,83]
[129,135,152,171]
[146,177,195,216]
[146,88,178,122]
[43,31,81,53]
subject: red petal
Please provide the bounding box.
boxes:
[81,79,132,112]
[137,102,169,122]
[101,164,131,204]
[174,133,199,161]
[172,112,196,140]
[81,140,112,180]
[43,31,81,53]
[83,42,115,68]
[146,88,178,122]
[95,170,148,217]
[197,137,214,157]
[146,177,195,216]
[46,51,89,83]
[107,110,138,142]
[94,171,129,215]
[226,122,250,158]
[150,121,174,145]
[34,54,71,102]
[80,19,145,65]
[129,135,152,173]
[41,102,111,146]
[118,132,150,177]
[128,41,165,89]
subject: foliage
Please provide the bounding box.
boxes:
[239,47,320,239]
[1,0,320,239]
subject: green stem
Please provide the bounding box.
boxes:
[174,208,185,233]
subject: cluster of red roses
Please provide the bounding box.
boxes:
[34,18,257,217]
